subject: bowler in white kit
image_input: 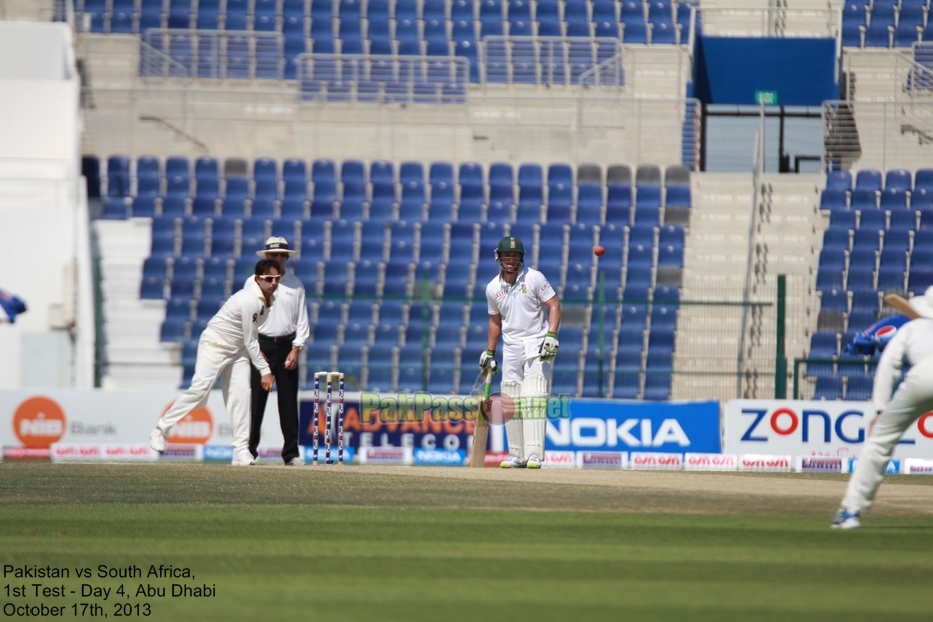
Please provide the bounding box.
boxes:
[149,259,281,466]
[833,286,933,528]
[481,236,562,469]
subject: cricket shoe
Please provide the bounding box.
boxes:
[500,456,526,468]
[149,428,166,453]
[525,454,542,469]
[831,509,861,530]
[285,457,305,466]
[231,454,255,466]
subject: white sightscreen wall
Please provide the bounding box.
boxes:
[0,204,76,388]
[0,22,87,389]
[0,22,80,163]
[0,22,72,80]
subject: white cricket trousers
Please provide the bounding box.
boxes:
[842,357,933,513]
[156,328,253,460]
[502,336,554,461]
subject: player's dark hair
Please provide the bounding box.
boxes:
[255,259,282,276]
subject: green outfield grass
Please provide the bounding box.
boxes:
[2,464,932,621]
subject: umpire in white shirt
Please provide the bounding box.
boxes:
[833,286,933,529]
[248,236,311,466]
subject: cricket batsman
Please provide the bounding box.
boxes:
[481,236,561,469]
[833,286,933,528]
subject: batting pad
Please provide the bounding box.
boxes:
[522,373,549,459]
[501,380,524,460]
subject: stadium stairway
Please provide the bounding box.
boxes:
[741,174,824,397]
[836,49,933,171]
[671,173,822,401]
[1,0,54,21]
[673,173,752,400]
[700,0,839,37]
[95,218,183,388]
[80,34,142,89]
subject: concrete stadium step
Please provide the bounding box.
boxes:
[95,219,152,259]
[108,345,179,366]
[104,365,183,389]
[670,374,737,401]
[80,35,140,89]
[100,260,146,286]
[104,302,166,325]
[1,0,54,20]
[673,356,740,374]
[95,219,182,389]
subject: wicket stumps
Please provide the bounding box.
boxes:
[312,371,345,465]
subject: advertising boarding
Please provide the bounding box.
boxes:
[724,400,933,459]
[0,390,284,456]
[298,395,722,455]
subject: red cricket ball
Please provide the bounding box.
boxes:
[594,245,605,257]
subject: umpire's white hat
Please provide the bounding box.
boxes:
[909,286,933,319]
[256,236,298,257]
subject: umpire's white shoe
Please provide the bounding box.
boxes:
[525,454,542,469]
[831,509,861,529]
[149,428,166,453]
[500,456,526,468]
[285,457,305,466]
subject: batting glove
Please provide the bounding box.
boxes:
[539,332,559,362]
[479,350,498,374]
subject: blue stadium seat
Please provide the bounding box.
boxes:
[606,184,633,224]
[546,183,573,223]
[814,375,844,400]
[826,170,853,190]
[855,169,883,190]
[851,188,878,210]
[820,188,849,210]
[621,15,648,43]
[479,0,504,37]
[881,188,908,210]
[140,257,169,299]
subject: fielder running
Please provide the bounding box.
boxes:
[149,259,280,466]
[833,286,933,528]
[481,236,562,469]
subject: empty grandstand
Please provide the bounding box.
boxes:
[1,0,931,406]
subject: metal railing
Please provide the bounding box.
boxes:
[699,7,841,38]
[793,358,878,400]
[822,99,933,172]
[737,120,765,396]
[139,40,191,81]
[82,85,700,168]
[289,279,783,401]
[140,29,285,80]
[578,53,625,90]
[480,36,624,88]
[295,53,471,105]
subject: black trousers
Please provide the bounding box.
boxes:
[249,335,299,462]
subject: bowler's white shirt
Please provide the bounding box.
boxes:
[485,267,555,345]
[208,277,271,375]
[243,273,310,348]
[872,318,933,412]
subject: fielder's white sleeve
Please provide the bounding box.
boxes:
[872,327,907,413]
[241,295,271,376]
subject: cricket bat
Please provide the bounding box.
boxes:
[469,369,492,468]
[883,293,920,320]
